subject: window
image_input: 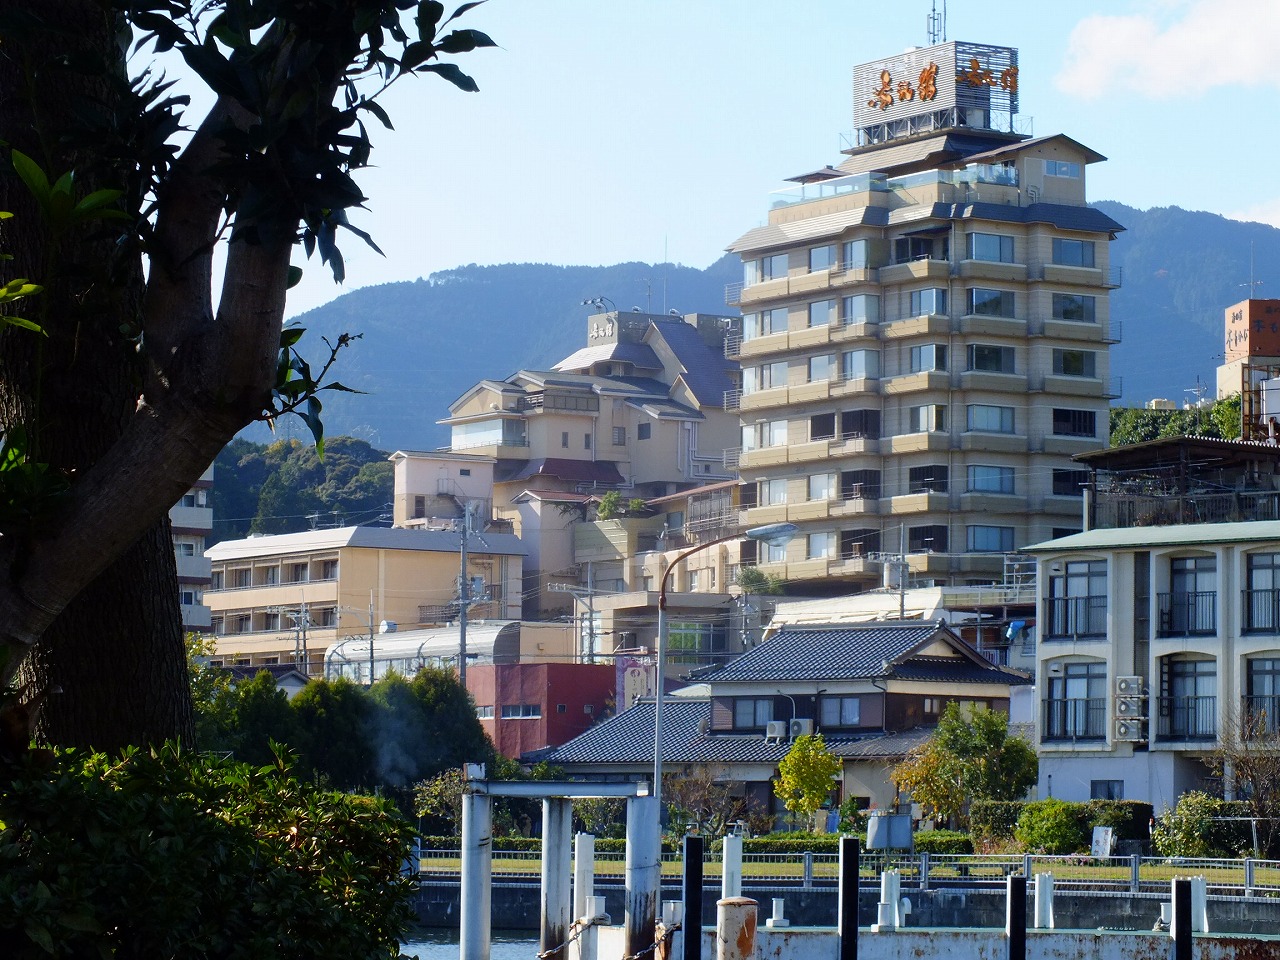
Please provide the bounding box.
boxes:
[1090,780,1124,801]
[1045,159,1081,178]
[842,293,880,324]
[1162,657,1217,739]
[743,307,788,341]
[1045,560,1107,639]
[175,541,196,557]
[809,245,837,272]
[908,404,947,433]
[842,239,870,269]
[967,525,1015,552]
[1052,293,1096,322]
[842,469,881,499]
[1052,238,1095,267]
[211,570,224,590]
[501,704,542,719]
[967,404,1015,433]
[179,590,197,606]
[820,696,861,727]
[1052,408,1096,437]
[968,232,1014,263]
[909,465,948,493]
[1053,349,1096,377]
[761,479,788,505]
[762,539,787,564]
[233,568,252,588]
[841,528,880,558]
[321,559,338,579]
[316,607,337,627]
[808,473,836,501]
[968,287,1015,318]
[909,288,947,316]
[1245,553,1280,632]
[908,525,948,553]
[967,344,1015,373]
[1052,469,1090,497]
[584,433,592,448]
[743,419,787,451]
[613,426,626,445]
[1246,657,1280,734]
[807,531,835,559]
[743,360,788,394]
[459,468,471,476]
[841,349,879,380]
[561,431,569,448]
[476,705,494,719]
[557,703,567,714]
[261,611,280,631]
[841,409,880,439]
[1052,527,1082,539]
[809,299,838,327]
[894,235,943,263]
[413,495,426,518]
[809,354,835,382]
[286,562,308,583]
[637,422,651,441]
[810,413,835,440]
[1043,661,1106,741]
[910,343,947,372]
[734,697,773,729]
[1161,556,1217,636]
[760,252,789,280]
[968,465,1014,494]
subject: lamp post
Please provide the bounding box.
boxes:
[652,521,797,816]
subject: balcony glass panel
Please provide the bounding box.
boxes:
[1157,591,1217,636]
[1042,596,1107,640]
[1042,698,1106,741]
[1156,695,1217,740]
[1244,588,1280,633]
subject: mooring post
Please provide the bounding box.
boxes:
[837,836,859,960]
[1032,873,1054,929]
[540,798,574,960]
[625,795,660,960]
[721,833,743,899]
[574,832,596,928]
[578,896,607,960]
[682,834,704,960]
[715,897,757,960]
[1172,878,1192,960]
[460,784,493,960]
[1005,874,1026,960]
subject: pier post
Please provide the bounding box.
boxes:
[460,788,493,960]
[541,798,574,960]
[1172,878,1192,960]
[578,896,607,960]
[625,795,660,960]
[837,836,859,960]
[1005,874,1026,960]
[1032,873,1053,929]
[574,833,596,928]
[802,850,814,889]
[682,834,704,960]
[721,833,743,899]
[715,897,757,960]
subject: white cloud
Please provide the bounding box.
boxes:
[1055,1,1280,99]
[1226,198,1280,229]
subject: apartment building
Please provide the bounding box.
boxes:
[726,40,1120,592]
[172,464,214,631]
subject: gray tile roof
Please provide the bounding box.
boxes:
[206,525,526,560]
[553,341,663,373]
[650,319,738,408]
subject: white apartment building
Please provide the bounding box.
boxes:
[172,464,214,631]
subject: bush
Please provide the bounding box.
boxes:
[1014,799,1088,855]
[913,829,973,854]
[1086,800,1154,842]
[0,744,416,960]
[970,800,1025,843]
[1152,793,1257,858]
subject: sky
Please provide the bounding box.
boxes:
[213,0,1280,318]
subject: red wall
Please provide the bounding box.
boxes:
[467,663,615,760]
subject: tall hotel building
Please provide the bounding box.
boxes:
[726,41,1121,590]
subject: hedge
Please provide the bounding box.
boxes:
[970,801,1024,842]
[913,829,973,854]
[421,835,681,854]
[971,799,1153,844]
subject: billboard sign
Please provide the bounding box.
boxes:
[1225,299,1280,362]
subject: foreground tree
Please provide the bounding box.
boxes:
[0,2,490,749]
[773,733,841,828]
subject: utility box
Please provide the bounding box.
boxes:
[866,812,913,850]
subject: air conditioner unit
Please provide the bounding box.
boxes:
[790,718,814,738]
[1114,675,1144,696]
[764,720,788,740]
[1115,698,1145,716]
[1114,718,1147,742]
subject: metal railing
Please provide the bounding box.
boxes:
[1155,695,1217,740]
[1243,588,1280,633]
[1041,697,1107,741]
[1041,595,1107,640]
[1242,695,1280,737]
[1157,591,1217,637]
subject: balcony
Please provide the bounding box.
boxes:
[1155,696,1217,742]
[1157,592,1217,637]
[1042,697,1107,742]
[725,281,744,306]
[956,259,1027,283]
[1043,596,1108,640]
[879,259,951,284]
[1243,588,1280,633]
[1095,489,1280,529]
[1242,695,1280,738]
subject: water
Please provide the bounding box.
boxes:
[401,929,537,960]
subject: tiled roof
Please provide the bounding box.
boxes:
[727,206,889,254]
[206,525,526,560]
[650,319,738,408]
[553,342,662,373]
[894,656,1033,686]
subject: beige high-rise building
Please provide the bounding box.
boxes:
[725,40,1121,591]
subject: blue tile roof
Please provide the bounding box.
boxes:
[651,319,737,408]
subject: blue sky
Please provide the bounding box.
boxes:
[256,1,1280,317]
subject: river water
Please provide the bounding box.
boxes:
[402,929,537,960]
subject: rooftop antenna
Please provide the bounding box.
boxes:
[926,0,946,44]
[1242,241,1264,298]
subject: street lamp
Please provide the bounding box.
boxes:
[652,521,797,816]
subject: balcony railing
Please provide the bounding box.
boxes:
[1243,589,1280,633]
[725,282,744,306]
[1156,695,1217,741]
[1157,592,1217,637]
[723,388,742,411]
[1042,596,1107,641]
[1042,697,1107,741]
[1242,695,1280,737]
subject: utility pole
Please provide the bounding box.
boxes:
[458,502,471,687]
[367,589,375,684]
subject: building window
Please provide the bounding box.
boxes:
[909,288,947,316]
[820,696,861,728]
[968,232,1014,263]
[811,413,835,440]
[1245,658,1280,736]
[809,354,835,382]
[841,409,880,440]
[1160,657,1217,740]
[909,343,947,373]
[842,469,881,499]
[1245,553,1280,632]
[809,299,838,327]
[561,431,570,448]
[967,525,1015,552]
[967,343,1015,373]
[321,559,338,580]
[413,495,426,518]
[760,252,789,280]
[1045,560,1107,639]
[261,611,280,631]
[808,473,836,501]
[841,528,880,558]
[761,479,788,506]
[742,307,789,341]
[807,531,836,559]
[1160,556,1217,636]
[968,465,1014,494]
[1053,349,1096,377]
[762,539,787,564]
[743,419,787,451]
[894,235,943,263]
[1043,661,1106,741]
[908,465,948,493]
[842,239,870,269]
[1052,238,1095,268]
[841,349,879,380]
[968,288,1015,318]
[316,607,337,627]
[179,590,197,606]
[734,697,773,729]
[459,468,471,476]
[1051,408,1096,437]
[967,404,1015,434]
[809,244,837,272]
[908,404,947,433]
[1052,469,1090,497]
[211,570,224,590]
[476,705,494,719]
[500,704,542,719]
[612,426,626,445]
[1045,160,1081,178]
[1052,527,1081,539]
[637,422,651,441]
[842,293,879,324]
[1052,293,1096,322]
[1090,780,1123,800]
[232,568,252,588]
[743,360,788,395]
[584,433,592,449]
[286,562,308,583]
[176,540,197,557]
[908,525,948,553]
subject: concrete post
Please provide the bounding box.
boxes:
[715,897,757,960]
[1129,854,1140,894]
[574,833,596,925]
[764,898,789,928]
[682,834,704,960]
[721,834,743,899]
[918,852,930,892]
[1005,874,1027,960]
[1033,873,1054,929]
[460,789,493,960]
[626,795,660,960]
[541,798,574,960]
[1172,878,1192,960]
[1245,858,1256,897]
[837,837,859,960]
[578,896,608,960]
[660,902,684,960]
[802,850,814,889]
[1190,876,1209,933]
[872,870,899,932]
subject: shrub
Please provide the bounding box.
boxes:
[1085,800,1154,842]
[970,800,1025,843]
[1153,793,1257,858]
[1014,799,1088,854]
[914,829,973,854]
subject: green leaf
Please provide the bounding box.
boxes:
[24,921,54,954]
[416,62,479,92]
[10,150,50,206]
[1,315,45,335]
[286,266,304,289]
[437,28,496,54]
[279,327,306,348]
[74,188,125,215]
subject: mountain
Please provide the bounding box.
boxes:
[248,207,1280,450]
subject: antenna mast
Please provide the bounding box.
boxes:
[927,0,947,44]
